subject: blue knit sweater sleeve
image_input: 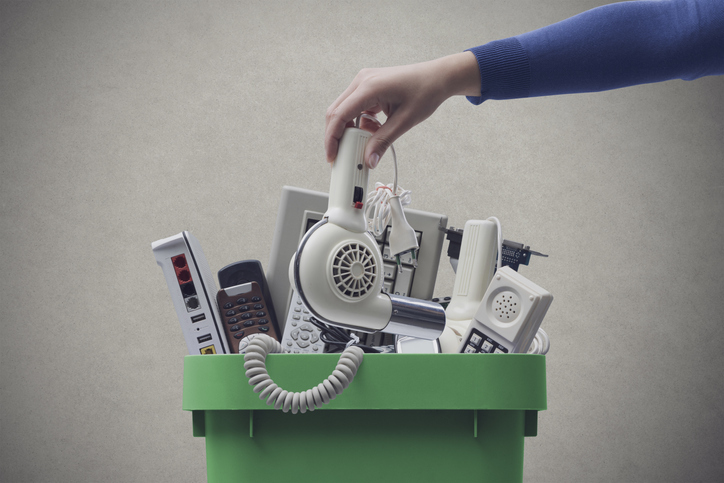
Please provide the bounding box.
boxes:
[466,0,724,104]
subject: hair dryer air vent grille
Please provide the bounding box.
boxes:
[331,242,377,299]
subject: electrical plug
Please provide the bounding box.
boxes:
[387,195,419,272]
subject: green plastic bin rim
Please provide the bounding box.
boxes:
[183,353,546,411]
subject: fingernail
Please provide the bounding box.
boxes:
[369,153,379,169]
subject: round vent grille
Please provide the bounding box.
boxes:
[331,242,377,299]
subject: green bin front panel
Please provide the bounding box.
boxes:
[183,353,546,483]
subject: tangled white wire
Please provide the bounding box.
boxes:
[527,328,550,355]
[243,334,364,414]
[354,113,414,237]
[366,182,413,237]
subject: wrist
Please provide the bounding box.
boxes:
[435,51,482,98]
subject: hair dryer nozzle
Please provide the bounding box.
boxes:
[383,295,446,340]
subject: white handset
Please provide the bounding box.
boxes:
[458,266,553,354]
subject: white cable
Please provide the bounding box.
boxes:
[527,328,550,355]
[486,216,502,272]
[355,114,398,192]
[355,114,415,237]
[365,182,413,237]
[244,334,364,413]
[345,332,360,349]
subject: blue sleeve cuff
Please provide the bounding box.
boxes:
[465,37,531,105]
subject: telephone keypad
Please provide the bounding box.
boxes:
[462,328,509,354]
[216,281,280,353]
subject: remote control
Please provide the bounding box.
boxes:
[216,281,281,353]
[281,290,325,353]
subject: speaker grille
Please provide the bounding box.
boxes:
[331,242,377,299]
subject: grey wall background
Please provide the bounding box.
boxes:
[1,1,722,482]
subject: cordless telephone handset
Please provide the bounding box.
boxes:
[216,260,281,353]
[459,266,553,354]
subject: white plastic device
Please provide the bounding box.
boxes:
[395,335,441,354]
[152,231,230,355]
[289,127,446,340]
[458,266,553,354]
[266,186,447,333]
[440,219,498,353]
[281,290,325,353]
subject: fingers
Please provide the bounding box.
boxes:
[325,74,365,164]
[363,112,411,169]
[358,109,382,134]
[326,70,366,122]
[325,87,382,163]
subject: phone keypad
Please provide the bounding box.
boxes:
[216,281,280,353]
[462,328,509,354]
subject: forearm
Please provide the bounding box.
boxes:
[466,0,724,104]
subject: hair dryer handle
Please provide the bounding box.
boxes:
[326,127,372,233]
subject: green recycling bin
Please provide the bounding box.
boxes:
[183,353,546,483]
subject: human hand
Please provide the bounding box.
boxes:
[325,51,481,168]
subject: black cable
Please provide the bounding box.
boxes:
[309,317,381,353]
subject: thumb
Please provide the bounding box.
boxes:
[364,115,406,169]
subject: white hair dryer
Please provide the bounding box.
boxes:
[289,127,445,339]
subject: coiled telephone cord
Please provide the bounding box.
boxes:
[244,334,364,413]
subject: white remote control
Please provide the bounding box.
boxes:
[281,290,325,353]
[459,266,553,354]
